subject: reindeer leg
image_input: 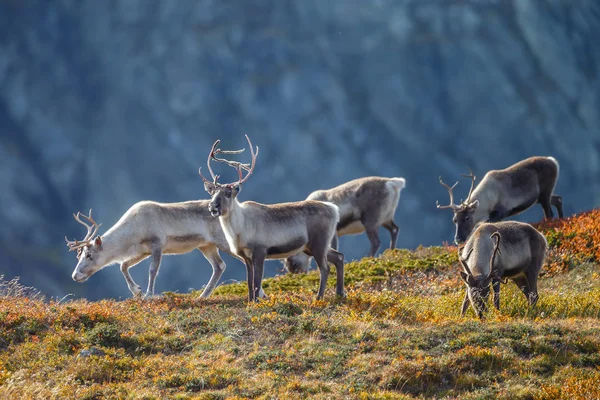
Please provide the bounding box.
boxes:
[315,254,331,300]
[551,195,564,218]
[198,246,226,298]
[492,279,501,310]
[361,212,382,257]
[383,220,399,250]
[251,248,267,302]
[327,248,345,297]
[525,270,539,307]
[120,255,149,297]
[145,245,164,298]
[241,255,255,303]
[364,227,381,257]
[330,235,339,251]
[512,276,531,304]
[460,290,470,317]
[540,199,554,220]
[308,241,331,300]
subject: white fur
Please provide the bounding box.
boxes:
[70,200,237,298]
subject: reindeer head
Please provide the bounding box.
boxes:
[436,168,479,244]
[199,135,259,218]
[65,209,105,282]
[283,252,311,274]
[459,232,502,319]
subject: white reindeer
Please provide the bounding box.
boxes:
[199,135,345,302]
[283,176,406,274]
[65,204,265,298]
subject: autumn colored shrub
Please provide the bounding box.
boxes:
[534,208,600,275]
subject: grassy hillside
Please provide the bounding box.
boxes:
[1,210,600,399]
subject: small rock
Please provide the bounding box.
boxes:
[78,347,106,358]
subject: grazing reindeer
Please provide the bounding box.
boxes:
[65,205,265,299]
[458,221,547,319]
[437,156,563,244]
[199,135,345,302]
[283,176,406,274]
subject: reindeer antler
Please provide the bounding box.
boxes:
[461,167,477,204]
[437,167,478,211]
[199,140,221,185]
[459,246,474,276]
[234,134,259,185]
[65,209,102,252]
[436,177,461,211]
[200,134,259,187]
[487,231,502,280]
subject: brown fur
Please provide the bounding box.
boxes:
[459,221,547,319]
[440,156,563,244]
[284,176,405,274]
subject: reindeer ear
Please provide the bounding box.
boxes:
[94,236,103,247]
[460,271,470,284]
[232,184,241,196]
[204,181,216,195]
[468,200,479,210]
[460,271,477,286]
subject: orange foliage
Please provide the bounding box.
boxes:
[534,209,600,275]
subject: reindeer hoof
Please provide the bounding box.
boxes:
[131,287,143,298]
[143,293,162,300]
[336,291,347,299]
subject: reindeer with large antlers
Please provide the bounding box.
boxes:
[200,135,345,302]
[65,202,266,299]
[437,156,563,244]
[458,221,547,319]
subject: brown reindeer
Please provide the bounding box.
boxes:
[437,156,563,244]
[458,221,547,319]
[283,176,406,274]
[199,135,345,302]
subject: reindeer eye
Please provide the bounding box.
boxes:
[465,215,470,221]
[225,191,231,198]
[85,253,92,260]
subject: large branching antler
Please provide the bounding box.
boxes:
[199,134,259,187]
[436,177,461,211]
[461,167,477,204]
[64,209,102,251]
[437,166,477,212]
[234,134,259,185]
[199,140,221,185]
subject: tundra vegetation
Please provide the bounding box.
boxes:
[1,209,599,399]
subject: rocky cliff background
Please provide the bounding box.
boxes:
[1,0,599,300]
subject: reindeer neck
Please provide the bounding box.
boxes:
[96,225,135,265]
[221,198,245,229]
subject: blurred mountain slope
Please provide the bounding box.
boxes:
[0,0,599,299]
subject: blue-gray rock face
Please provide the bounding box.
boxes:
[1,1,599,300]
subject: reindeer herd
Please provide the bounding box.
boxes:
[65,136,563,318]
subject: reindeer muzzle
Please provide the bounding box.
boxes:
[72,271,89,283]
[208,204,221,217]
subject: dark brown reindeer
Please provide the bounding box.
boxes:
[283,176,406,274]
[437,156,563,244]
[199,135,345,302]
[458,221,547,319]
